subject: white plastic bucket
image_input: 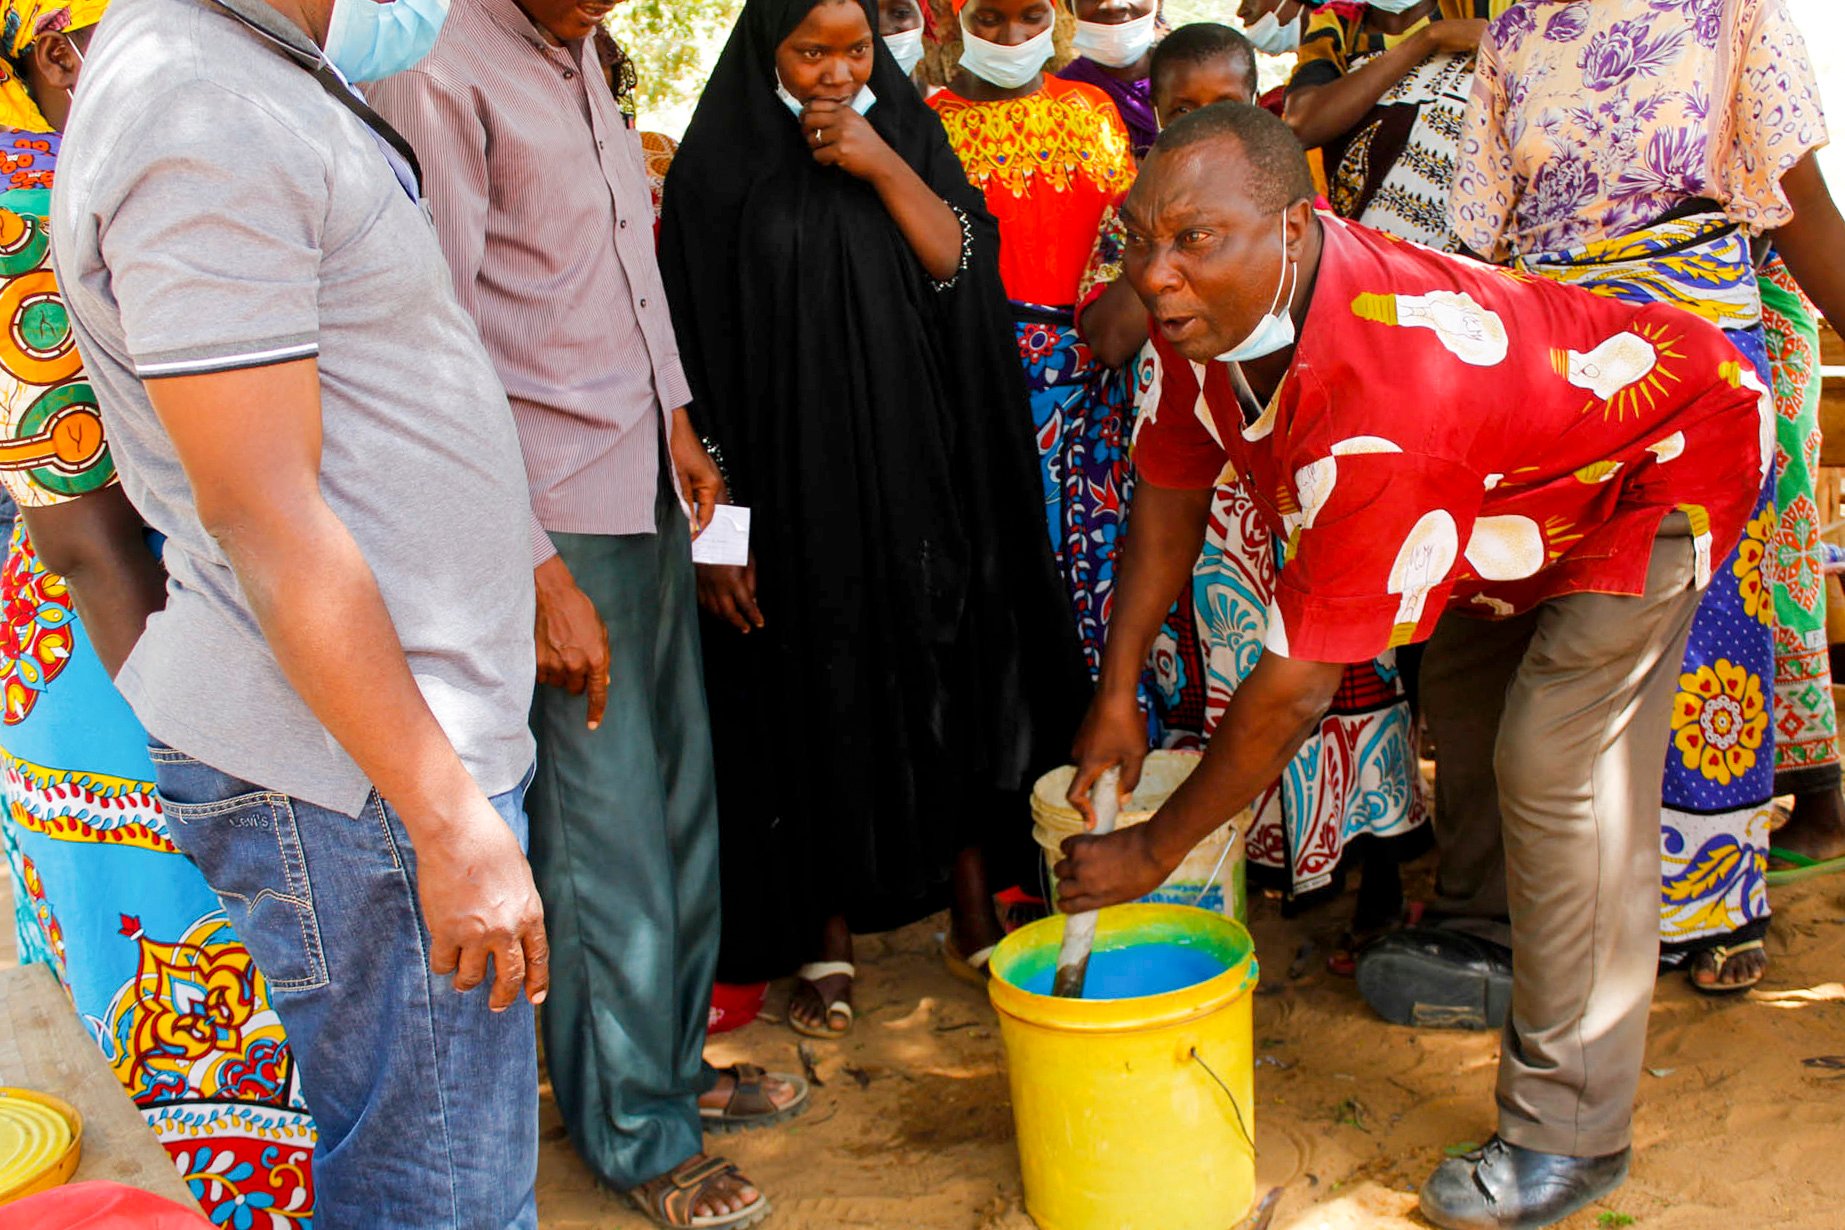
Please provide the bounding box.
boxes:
[1030,751,1247,922]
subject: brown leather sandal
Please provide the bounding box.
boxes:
[1687,938,1767,995]
[699,1062,810,1134]
[624,1154,770,1229]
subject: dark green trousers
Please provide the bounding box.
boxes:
[526,481,720,1190]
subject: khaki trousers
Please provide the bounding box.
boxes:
[1419,517,1700,1157]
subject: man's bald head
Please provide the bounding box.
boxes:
[1149,101,1316,216]
[1119,100,1322,365]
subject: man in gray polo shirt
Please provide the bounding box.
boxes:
[52,0,546,1225]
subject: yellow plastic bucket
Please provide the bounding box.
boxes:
[989,904,1258,1230]
[1031,752,1248,922]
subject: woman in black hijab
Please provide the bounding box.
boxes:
[660,0,1087,1037]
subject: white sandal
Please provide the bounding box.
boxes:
[790,961,855,1038]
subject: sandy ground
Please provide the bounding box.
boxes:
[6,857,1843,1228]
[536,863,1845,1230]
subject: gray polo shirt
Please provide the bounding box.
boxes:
[51,0,537,815]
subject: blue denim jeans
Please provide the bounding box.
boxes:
[150,743,540,1230]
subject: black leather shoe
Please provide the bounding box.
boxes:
[1419,1137,1631,1230]
[1355,925,1513,1030]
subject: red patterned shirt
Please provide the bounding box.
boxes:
[1135,214,1769,665]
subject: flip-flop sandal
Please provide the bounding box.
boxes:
[943,938,996,988]
[790,961,855,1039]
[699,1062,810,1135]
[625,1154,770,1229]
[1767,846,1845,886]
[1688,939,1767,995]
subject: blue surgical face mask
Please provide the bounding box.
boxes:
[884,26,926,76]
[1071,10,1158,69]
[323,0,452,84]
[1218,216,1299,364]
[956,20,1054,90]
[775,72,877,118]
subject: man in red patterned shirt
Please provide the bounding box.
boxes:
[1057,103,1767,1230]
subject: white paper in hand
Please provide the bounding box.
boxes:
[691,504,751,567]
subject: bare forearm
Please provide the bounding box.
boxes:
[54,541,164,679]
[871,159,964,281]
[21,493,165,678]
[215,499,480,832]
[1142,653,1342,866]
[1080,281,1152,370]
[1097,482,1212,700]
[1774,153,1845,330]
[1285,32,1432,150]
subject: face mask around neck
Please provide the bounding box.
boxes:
[323,0,451,83]
[884,26,926,75]
[775,72,877,118]
[1071,10,1157,69]
[1218,215,1299,364]
[1242,10,1301,54]
[956,20,1054,89]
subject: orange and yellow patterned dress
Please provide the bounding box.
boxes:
[929,74,1132,310]
[928,77,1148,697]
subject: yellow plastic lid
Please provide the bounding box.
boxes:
[0,1087,82,1205]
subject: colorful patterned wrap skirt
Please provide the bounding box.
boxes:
[0,523,318,1225]
[1184,480,1429,900]
[1759,257,1840,795]
[1521,215,1775,951]
[1013,308,1144,697]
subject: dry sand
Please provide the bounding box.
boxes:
[537,864,1845,1230]
[4,855,1840,1229]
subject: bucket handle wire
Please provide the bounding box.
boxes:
[1189,1047,1256,1156]
[1189,823,1240,909]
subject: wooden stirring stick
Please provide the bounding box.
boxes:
[1052,767,1122,998]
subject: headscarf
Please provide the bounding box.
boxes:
[660,0,1088,977]
[0,0,108,132]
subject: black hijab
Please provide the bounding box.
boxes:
[660,0,1088,975]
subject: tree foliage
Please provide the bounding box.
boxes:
[608,0,746,126]
[608,0,1275,135]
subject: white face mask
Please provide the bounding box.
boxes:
[884,26,926,76]
[1218,216,1299,364]
[1367,0,1430,11]
[1243,10,1301,55]
[776,72,878,118]
[1071,10,1158,69]
[957,20,1054,89]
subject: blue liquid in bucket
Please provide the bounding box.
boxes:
[1015,942,1229,1000]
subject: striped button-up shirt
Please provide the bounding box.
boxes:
[367,0,691,560]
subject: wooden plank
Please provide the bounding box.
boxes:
[0,962,199,1207]
[1818,323,1845,529]
[1821,321,1845,470]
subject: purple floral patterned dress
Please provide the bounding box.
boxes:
[1451,0,1829,955]
[1452,0,1825,264]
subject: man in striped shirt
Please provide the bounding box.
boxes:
[368,1,806,1225]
